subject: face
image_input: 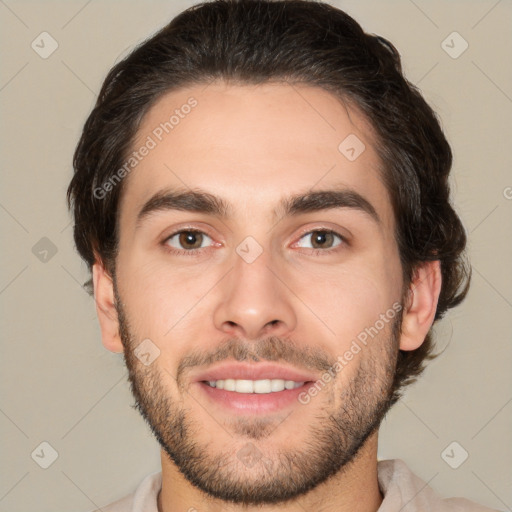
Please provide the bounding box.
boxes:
[109,81,406,505]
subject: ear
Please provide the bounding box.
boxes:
[92,259,124,353]
[400,260,442,351]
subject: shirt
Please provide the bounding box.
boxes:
[90,458,501,511]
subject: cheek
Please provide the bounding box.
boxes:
[294,260,401,346]
[116,256,171,331]
[116,255,217,339]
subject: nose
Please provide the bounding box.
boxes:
[213,247,297,340]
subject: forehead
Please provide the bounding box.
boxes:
[119,81,394,230]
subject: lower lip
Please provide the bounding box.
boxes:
[195,381,313,414]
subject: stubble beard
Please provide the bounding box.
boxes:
[114,284,401,506]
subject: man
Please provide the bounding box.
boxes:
[67,0,499,510]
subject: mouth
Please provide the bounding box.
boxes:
[190,362,318,414]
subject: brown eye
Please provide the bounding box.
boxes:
[179,231,203,249]
[165,230,212,251]
[311,231,335,249]
[296,230,344,251]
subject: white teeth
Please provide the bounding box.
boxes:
[271,379,284,392]
[237,379,255,393]
[224,379,236,391]
[254,380,269,393]
[206,379,305,394]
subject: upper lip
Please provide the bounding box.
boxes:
[192,362,317,383]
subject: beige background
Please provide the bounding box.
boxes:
[0,0,511,510]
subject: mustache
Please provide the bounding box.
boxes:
[176,335,337,385]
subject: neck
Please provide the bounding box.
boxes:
[158,431,384,512]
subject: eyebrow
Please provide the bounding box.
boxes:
[136,186,380,227]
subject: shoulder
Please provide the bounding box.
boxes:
[378,459,501,512]
[87,470,162,512]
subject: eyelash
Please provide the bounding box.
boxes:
[161,228,347,257]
